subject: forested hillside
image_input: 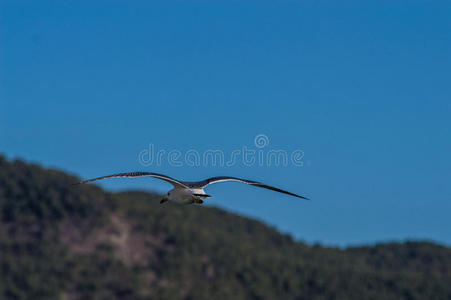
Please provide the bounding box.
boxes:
[0,156,450,299]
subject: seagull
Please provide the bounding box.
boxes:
[74,172,309,204]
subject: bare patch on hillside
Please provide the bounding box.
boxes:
[59,213,169,266]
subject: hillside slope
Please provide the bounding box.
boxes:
[0,156,450,299]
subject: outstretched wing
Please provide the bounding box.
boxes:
[196,176,309,200]
[73,172,188,189]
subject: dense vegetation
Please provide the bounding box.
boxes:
[0,155,450,299]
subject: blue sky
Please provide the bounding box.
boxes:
[1,1,450,246]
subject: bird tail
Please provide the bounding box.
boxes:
[193,193,212,198]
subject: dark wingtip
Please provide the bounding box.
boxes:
[293,194,310,200]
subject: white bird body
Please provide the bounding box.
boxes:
[166,188,208,204]
[74,172,309,204]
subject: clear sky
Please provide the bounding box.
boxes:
[1,1,450,246]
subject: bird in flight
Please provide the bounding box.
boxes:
[74,172,309,204]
